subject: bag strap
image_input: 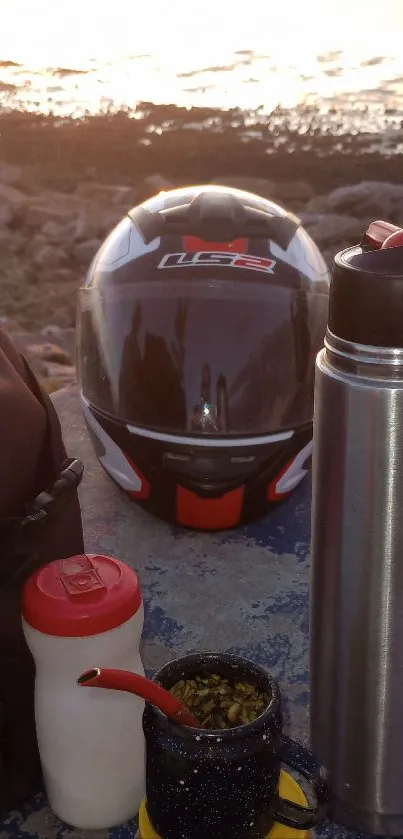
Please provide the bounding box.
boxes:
[0,457,84,586]
[0,347,84,586]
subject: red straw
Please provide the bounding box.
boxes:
[78,667,200,728]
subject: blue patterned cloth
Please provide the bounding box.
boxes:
[0,388,393,839]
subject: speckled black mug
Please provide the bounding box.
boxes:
[143,652,328,839]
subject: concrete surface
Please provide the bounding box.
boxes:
[1,386,380,839]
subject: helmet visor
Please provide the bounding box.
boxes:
[77,278,328,436]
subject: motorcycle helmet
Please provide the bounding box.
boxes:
[77,185,329,530]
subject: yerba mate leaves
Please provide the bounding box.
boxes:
[170,674,270,730]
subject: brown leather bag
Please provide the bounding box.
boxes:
[0,327,84,813]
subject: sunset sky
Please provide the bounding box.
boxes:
[0,0,401,67]
[0,0,402,115]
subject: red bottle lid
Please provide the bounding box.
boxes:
[361,220,401,249]
[22,554,142,637]
[381,228,403,249]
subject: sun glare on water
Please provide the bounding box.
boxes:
[0,0,402,116]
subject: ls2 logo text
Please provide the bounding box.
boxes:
[158,251,276,275]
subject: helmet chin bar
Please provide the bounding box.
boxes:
[162,449,258,497]
[80,397,313,528]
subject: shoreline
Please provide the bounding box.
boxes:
[0,104,402,195]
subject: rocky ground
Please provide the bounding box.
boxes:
[1,107,403,393]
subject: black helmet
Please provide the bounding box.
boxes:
[77,185,329,529]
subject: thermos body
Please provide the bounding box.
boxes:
[311,334,403,836]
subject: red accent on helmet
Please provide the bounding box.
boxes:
[267,458,295,502]
[183,236,248,253]
[124,455,151,499]
[176,485,244,529]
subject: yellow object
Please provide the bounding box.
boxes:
[139,769,311,838]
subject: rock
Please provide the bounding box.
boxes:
[211,176,275,198]
[23,202,79,229]
[357,197,395,218]
[50,267,77,282]
[134,174,174,203]
[72,207,124,241]
[34,190,84,212]
[0,182,27,205]
[327,185,393,218]
[40,219,73,242]
[0,227,26,252]
[304,195,330,213]
[389,199,403,226]
[14,327,77,394]
[306,181,403,219]
[26,342,73,365]
[0,316,21,333]
[45,361,76,379]
[212,175,314,205]
[11,326,75,354]
[73,238,102,265]
[0,161,24,186]
[32,232,47,249]
[0,203,15,226]
[0,161,41,193]
[75,182,136,204]
[41,324,66,340]
[299,212,368,247]
[39,325,76,355]
[20,189,84,229]
[73,210,96,241]
[271,181,314,202]
[211,175,313,204]
[33,243,68,269]
[40,363,76,394]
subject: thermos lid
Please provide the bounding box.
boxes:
[329,221,403,347]
[22,554,142,637]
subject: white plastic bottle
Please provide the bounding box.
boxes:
[22,553,145,830]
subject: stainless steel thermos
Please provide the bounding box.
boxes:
[310,221,403,836]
